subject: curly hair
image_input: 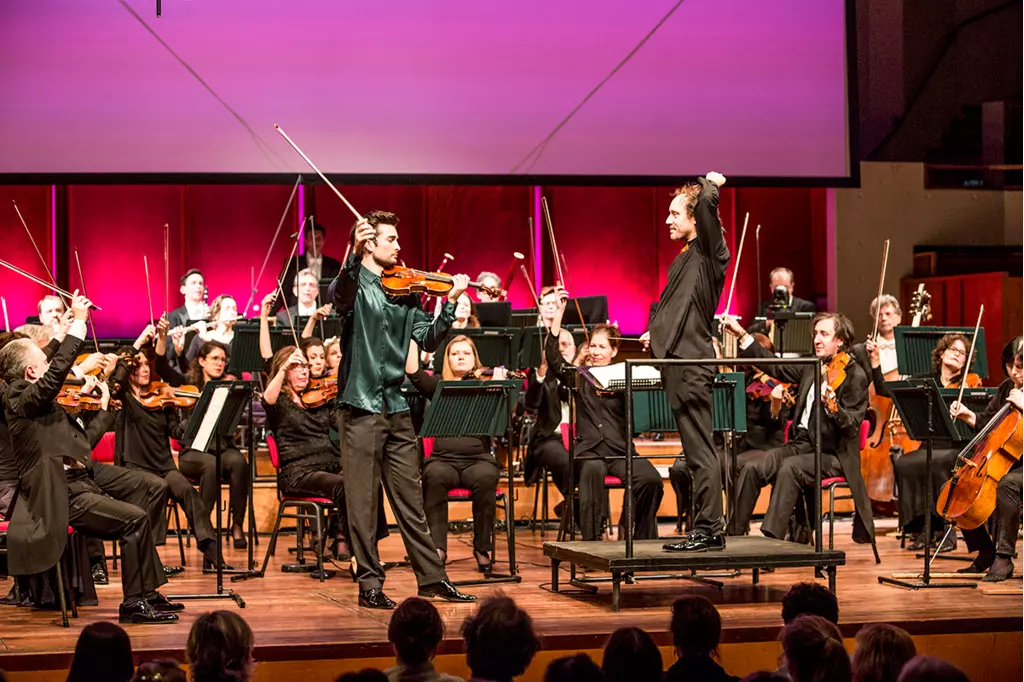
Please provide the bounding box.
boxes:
[931,333,970,377]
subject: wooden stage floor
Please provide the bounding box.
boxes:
[1,518,1021,680]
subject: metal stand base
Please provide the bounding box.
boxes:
[166,590,247,607]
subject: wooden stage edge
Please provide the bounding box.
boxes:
[1,518,1021,682]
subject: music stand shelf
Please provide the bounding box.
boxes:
[421,379,523,586]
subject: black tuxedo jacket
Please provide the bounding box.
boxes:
[524,372,568,441]
[3,333,112,575]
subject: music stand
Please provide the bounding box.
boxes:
[420,379,523,586]
[476,302,513,328]
[510,308,539,328]
[561,296,608,326]
[228,322,266,375]
[895,327,988,378]
[293,314,342,341]
[431,328,520,373]
[878,379,977,590]
[167,380,254,606]
[762,311,814,356]
[939,388,998,442]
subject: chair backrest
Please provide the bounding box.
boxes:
[91,431,116,463]
[422,437,435,459]
[266,435,281,470]
[169,438,182,455]
[559,422,571,451]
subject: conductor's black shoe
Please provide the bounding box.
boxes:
[146,592,185,613]
[162,565,185,578]
[418,579,477,602]
[358,588,396,610]
[663,531,725,552]
[118,598,178,624]
[91,561,109,585]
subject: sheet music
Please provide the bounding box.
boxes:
[193,385,230,453]
[586,363,662,390]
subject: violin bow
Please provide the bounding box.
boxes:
[274,125,362,221]
[163,223,170,317]
[243,175,301,318]
[1,296,9,332]
[541,196,565,286]
[299,214,327,339]
[519,263,547,364]
[12,199,70,307]
[870,239,891,341]
[558,250,590,347]
[73,248,102,353]
[721,213,750,317]
[954,305,984,419]
[0,257,102,311]
[276,280,302,349]
[143,255,155,328]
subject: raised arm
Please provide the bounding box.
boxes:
[259,292,277,360]
[262,347,306,406]
[695,173,727,260]
[330,221,372,317]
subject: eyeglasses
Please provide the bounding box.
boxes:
[946,347,967,357]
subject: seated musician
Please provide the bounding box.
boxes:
[0,292,179,624]
[152,332,250,551]
[721,313,874,545]
[36,294,66,338]
[537,286,561,328]
[950,337,1023,582]
[523,328,576,502]
[262,346,349,559]
[302,302,334,340]
[324,337,342,374]
[180,294,238,366]
[868,332,975,552]
[452,293,480,330]
[475,271,502,303]
[279,222,341,311]
[747,267,817,335]
[166,269,209,369]
[545,290,664,542]
[277,268,321,325]
[851,294,903,378]
[111,325,228,571]
[405,337,500,573]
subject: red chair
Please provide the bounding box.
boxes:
[422,437,511,576]
[255,434,337,582]
[91,432,186,567]
[0,520,79,627]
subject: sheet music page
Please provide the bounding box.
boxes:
[586,363,661,389]
[193,386,230,453]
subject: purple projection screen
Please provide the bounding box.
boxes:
[0,1,852,179]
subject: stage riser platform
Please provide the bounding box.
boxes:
[3,632,1020,682]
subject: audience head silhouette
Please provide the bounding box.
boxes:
[186,610,255,682]
[544,653,606,682]
[781,614,851,682]
[671,596,723,658]
[781,582,839,625]
[133,661,187,682]
[852,624,917,682]
[66,621,134,682]
[388,597,445,667]
[602,627,663,682]
[461,595,541,682]
[897,656,971,682]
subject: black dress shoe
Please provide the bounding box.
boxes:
[957,550,995,574]
[418,579,477,602]
[982,557,1014,583]
[233,536,247,550]
[162,565,185,578]
[907,532,927,551]
[663,531,726,552]
[935,531,957,554]
[146,592,185,613]
[204,557,235,571]
[91,562,109,585]
[358,588,396,609]
[119,598,178,624]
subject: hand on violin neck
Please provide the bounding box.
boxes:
[446,274,470,303]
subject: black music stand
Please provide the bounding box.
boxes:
[168,380,254,606]
[294,314,342,341]
[227,322,266,375]
[477,302,512,328]
[510,308,539,328]
[763,311,814,356]
[420,379,523,586]
[432,328,520,373]
[878,379,977,590]
[561,296,608,326]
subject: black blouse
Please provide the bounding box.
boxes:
[406,368,492,460]
[262,396,339,491]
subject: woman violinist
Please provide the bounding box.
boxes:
[405,336,501,572]
[109,323,226,571]
[948,337,1023,581]
[867,333,980,552]
[158,334,250,550]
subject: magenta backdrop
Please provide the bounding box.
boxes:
[1,0,850,178]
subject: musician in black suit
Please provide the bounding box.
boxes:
[278,222,342,311]
[276,268,322,326]
[746,268,817,336]
[721,313,875,547]
[547,298,663,542]
[523,327,576,498]
[0,292,178,624]
[166,269,208,371]
[643,172,729,552]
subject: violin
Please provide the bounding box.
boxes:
[949,373,983,389]
[380,266,500,300]
[137,381,201,410]
[56,378,121,414]
[746,371,797,418]
[936,401,1023,529]
[821,352,851,414]
[301,374,339,408]
[466,367,528,381]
